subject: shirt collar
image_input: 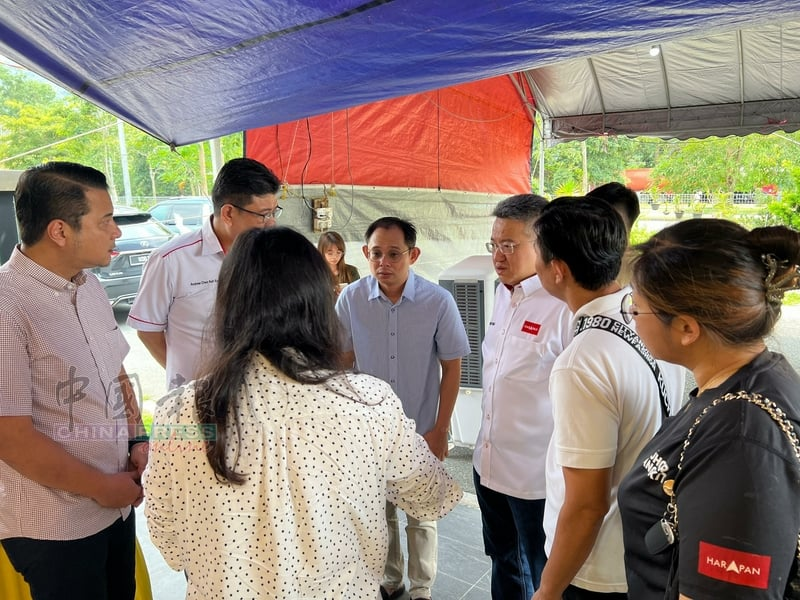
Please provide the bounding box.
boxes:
[503,273,544,298]
[8,245,85,291]
[367,269,417,303]
[573,287,627,319]
[201,215,225,256]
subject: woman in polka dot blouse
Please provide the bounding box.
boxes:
[143,226,462,599]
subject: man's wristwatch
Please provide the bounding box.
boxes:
[128,435,150,453]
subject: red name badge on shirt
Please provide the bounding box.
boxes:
[698,541,771,589]
[521,320,541,336]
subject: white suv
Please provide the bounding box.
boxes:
[146,196,212,234]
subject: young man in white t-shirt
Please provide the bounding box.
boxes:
[530,197,683,600]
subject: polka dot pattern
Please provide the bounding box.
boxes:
[143,354,462,598]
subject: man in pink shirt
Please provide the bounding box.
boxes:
[0,162,148,599]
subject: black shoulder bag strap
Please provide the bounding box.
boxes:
[574,314,671,419]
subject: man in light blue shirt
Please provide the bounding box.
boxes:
[336,216,470,600]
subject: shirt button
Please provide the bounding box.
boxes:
[390,355,395,359]
[390,332,395,336]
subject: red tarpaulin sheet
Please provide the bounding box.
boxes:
[246,75,534,195]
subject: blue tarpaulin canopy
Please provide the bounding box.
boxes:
[1,0,800,145]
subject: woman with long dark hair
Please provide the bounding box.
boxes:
[318,230,360,295]
[618,219,800,599]
[144,227,461,599]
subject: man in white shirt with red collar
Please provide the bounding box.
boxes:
[128,158,280,390]
[473,194,572,599]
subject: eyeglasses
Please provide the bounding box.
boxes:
[485,241,522,255]
[367,248,412,263]
[231,204,283,223]
[619,291,660,324]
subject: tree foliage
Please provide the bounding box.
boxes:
[648,134,800,193]
[541,135,658,195]
[0,65,242,202]
[539,130,800,229]
[768,167,800,230]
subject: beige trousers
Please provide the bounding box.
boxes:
[382,502,438,599]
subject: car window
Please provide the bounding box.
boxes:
[119,221,172,240]
[174,204,204,219]
[148,205,171,221]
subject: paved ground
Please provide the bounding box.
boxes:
[120,304,800,599]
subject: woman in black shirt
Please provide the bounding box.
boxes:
[618,219,800,599]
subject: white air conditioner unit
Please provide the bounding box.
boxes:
[439,255,497,445]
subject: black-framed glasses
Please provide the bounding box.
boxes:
[367,248,412,263]
[619,291,659,324]
[231,204,283,223]
[485,241,521,255]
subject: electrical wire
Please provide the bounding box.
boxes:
[436,89,441,191]
[338,107,356,229]
[299,118,314,211]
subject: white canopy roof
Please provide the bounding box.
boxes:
[526,20,800,140]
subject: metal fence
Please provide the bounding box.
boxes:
[636,191,770,206]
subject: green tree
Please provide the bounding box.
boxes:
[767,167,800,229]
[0,63,243,200]
[543,141,582,195]
[542,135,657,197]
[650,132,800,193]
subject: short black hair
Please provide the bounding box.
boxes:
[587,182,640,231]
[364,216,417,247]
[211,158,280,214]
[15,162,108,245]
[534,196,628,290]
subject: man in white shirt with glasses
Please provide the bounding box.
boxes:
[128,158,281,390]
[473,194,572,599]
[335,216,470,600]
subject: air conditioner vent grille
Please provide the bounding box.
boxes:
[452,280,484,387]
